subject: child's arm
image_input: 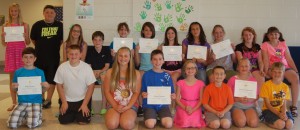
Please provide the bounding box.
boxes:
[203,104,218,115]
[231,43,237,63]
[279,99,288,121]
[263,98,281,116]
[79,83,95,117]
[103,69,119,110]
[175,85,186,110]
[80,42,88,61]
[258,50,265,76]
[221,104,233,116]
[56,83,68,115]
[134,45,140,66]
[41,82,50,93]
[191,86,204,114]
[62,42,67,62]
[1,26,6,46]
[261,49,270,74]
[285,48,298,73]
[24,23,31,45]
[121,70,141,112]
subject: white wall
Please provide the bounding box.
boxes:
[1,0,300,63]
[0,0,63,64]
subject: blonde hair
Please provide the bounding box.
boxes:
[7,3,23,25]
[110,47,137,91]
[271,62,285,71]
[237,58,251,67]
[181,60,198,78]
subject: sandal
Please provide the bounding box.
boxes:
[7,104,16,111]
[290,106,298,117]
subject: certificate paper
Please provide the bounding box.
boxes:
[139,38,159,53]
[234,80,257,99]
[113,38,133,51]
[187,45,207,60]
[147,86,171,105]
[4,26,25,42]
[163,46,182,61]
[17,76,42,95]
[210,39,234,59]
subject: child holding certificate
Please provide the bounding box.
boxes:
[174,60,206,128]
[202,66,234,129]
[182,22,210,83]
[1,3,31,111]
[260,62,294,129]
[227,58,259,128]
[261,26,299,117]
[62,24,87,61]
[103,47,141,130]
[7,47,49,128]
[55,45,96,124]
[141,50,176,129]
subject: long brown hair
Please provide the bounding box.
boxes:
[262,26,285,42]
[110,47,137,91]
[241,27,258,52]
[186,22,207,46]
[163,27,179,46]
[65,24,85,50]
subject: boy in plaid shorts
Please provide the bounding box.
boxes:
[7,47,49,129]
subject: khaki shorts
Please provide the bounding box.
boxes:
[144,107,172,121]
[204,111,231,124]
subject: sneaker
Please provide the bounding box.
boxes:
[137,106,143,117]
[100,108,107,115]
[42,100,52,109]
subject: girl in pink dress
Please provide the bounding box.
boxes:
[1,3,30,111]
[174,60,206,128]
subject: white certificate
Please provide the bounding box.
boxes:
[163,46,182,61]
[139,38,159,53]
[17,76,42,95]
[210,39,234,59]
[187,45,207,60]
[234,80,257,99]
[4,26,25,42]
[147,86,171,105]
[113,38,133,51]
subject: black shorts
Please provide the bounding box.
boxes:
[58,99,92,124]
[262,109,294,124]
[35,63,58,84]
[143,107,172,121]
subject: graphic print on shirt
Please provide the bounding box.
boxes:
[271,90,286,107]
[41,27,58,39]
[161,73,171,86]
[275,49,283,59]
[243,51,259,69]
[114,82,133,106]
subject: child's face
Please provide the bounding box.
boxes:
[92,36,103,48]
[191,24,200,38]
[117,49,131,66]
[238,60,251,74]
[22,54,36,67]
[43,8,56,22]
[243,30,254,43]
[213,68,226,83]
[151,54,164,69]
[71,26,81,39]
[271,68,284,81]
[9,7,19,19]
[167,29,175,42]
[67,49,81,64]
[213,27,224,42]
[185,63,197,77]
[268,32,280,42]
[142,26,153,38]
[118,26,129,38]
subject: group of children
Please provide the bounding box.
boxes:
[2,3,299,130]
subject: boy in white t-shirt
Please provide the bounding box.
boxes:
[54,45,96,124]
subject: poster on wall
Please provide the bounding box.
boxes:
[75,0,94,20]
[0,15,4,26]
[133,0,199,32]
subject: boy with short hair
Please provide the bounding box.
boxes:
[55,45,96,124]
[260,62,294,129]
[202,66,234,129]
[7,47,50,129]
[141,49,176,129]
[85,31,111,115]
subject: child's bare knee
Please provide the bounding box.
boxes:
[145,119,156,129]
[209,120,220,129]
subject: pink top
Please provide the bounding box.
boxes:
[261,41,290,68]
[227,75,258,105]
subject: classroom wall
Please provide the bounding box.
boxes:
[1,0,300,63]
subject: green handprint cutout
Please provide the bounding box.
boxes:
[165,0,172,10]
[154,3,162,11]
[167,23,173,27]
[175,2,183,12]
[134,22,142,32]
[164,14,172,23]
[139,11,147,20]
[154,13,162,22]
[159,23,166,32]
[143,0,151,10]
[176,14,186,24]
[185,5,194,14]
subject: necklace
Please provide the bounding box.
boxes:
[44,20,54,26]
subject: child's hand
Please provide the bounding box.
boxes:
[241,96,248,103]
[196,58,205,64]
[78,105,90,117]
[181,54,185,59]
[231,43,236,50]
[12,83,19,89]
[120,105,130,113]
[279,112,288,121]
[211,53,216,61]
[218,111,225,118]
[171,93,176,100]
[135,45,140,52]
[185,106,193,115]
[110,50,116,57]
[259,69,265,77]
[142,92,148,98]
[60,102,68,115]
[131,49,135,57]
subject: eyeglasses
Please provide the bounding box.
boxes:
[72,30,81,33]
[186,67,196,70]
